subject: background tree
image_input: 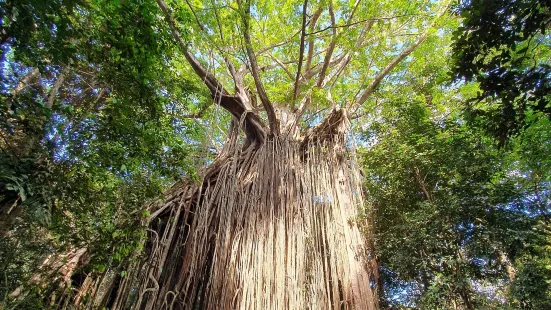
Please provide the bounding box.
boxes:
[363,98,551,308]
[362,4,551,305]
[451,0,551,144]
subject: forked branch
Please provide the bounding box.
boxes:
[156,0,266,143]
[304,7,323,72]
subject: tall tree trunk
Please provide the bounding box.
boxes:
[104,109,378,309]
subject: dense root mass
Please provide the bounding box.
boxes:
[103,137,377,309]
[61,111,378,309]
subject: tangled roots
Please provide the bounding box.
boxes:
[106,114,378,309]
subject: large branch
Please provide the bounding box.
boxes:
[4,68,40,111]
[225,56,251,108]
[315,1,337,87]
[47,65,70,109]
[294,51,349,115]
[293,0,309,104]
[293,3,336,117]
[158,0,225,94]
[268,53,295,80]
[319,0,365,86]
[294,7,374,119]
[316,0,363,87]
[350,24,448,110]
[354,32,430,107]
[320,20,375,88]
[303,52,347,81]
[304,7,323,73]
[156,0,266,143]
[352,6,447,110]
[296,0,362,103]
[239,0,279,135]
[197,2,251,110]
[13,68,40,96]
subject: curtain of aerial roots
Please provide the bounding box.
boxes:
[109,133,377,310]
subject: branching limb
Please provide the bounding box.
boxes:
[238,0,278,135]
[293,0,309,104]
[156,0,266,143]
[210,2,251,108]
[255,28,303,55]
[297,0,362,111]
[294,52,348,115]
[184,0,205,31]
[351,2,450,111]
[320,7,374,89]
[353,31,430,107]
[157,0,225,95]
[12,68,40,97]
[304,7,323,73]
[4,67,41,115]
[260,47,328,75]
[324,54,351,91]
[316,0,362,88]
[315,0,336,88]
[303,52,347,82]
[260,58,299,71]
[225,56,251,108]
[267,53,295,81]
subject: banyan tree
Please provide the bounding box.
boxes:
[10,0,451,308]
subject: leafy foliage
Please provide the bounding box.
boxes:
[451,0,551,143]
[362,78,551,308]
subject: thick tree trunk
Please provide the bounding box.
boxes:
[31,110,377,309]
[98,109,378,309]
